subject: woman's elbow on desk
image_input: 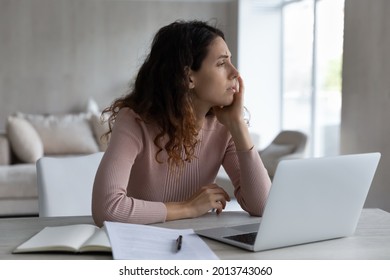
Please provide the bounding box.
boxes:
[236,199,267,217]
[91,196,126,227]
[92,201,115,227]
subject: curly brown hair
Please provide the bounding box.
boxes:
[102,20,225,168]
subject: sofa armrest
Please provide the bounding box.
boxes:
[0,133,11,165]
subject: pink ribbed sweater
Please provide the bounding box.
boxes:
[92,108,271,226]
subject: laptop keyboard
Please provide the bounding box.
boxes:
[224,232,257,245]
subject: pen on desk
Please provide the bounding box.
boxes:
[176,235,183,252]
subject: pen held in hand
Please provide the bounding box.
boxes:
[176,235,183,252]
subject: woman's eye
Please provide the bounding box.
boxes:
[217,61,225,67]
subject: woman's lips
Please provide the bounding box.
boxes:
[227,86,237,93]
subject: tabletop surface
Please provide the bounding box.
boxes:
[1,208,390,260]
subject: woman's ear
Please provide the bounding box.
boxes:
[185,66,196,89]
[189,77,195,89]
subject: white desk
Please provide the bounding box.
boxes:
[1,208,390,259]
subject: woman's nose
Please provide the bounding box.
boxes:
[230,63,239,79]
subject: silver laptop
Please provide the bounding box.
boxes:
[196,153,381,251]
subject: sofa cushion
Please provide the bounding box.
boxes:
[16,112,99,155]
[0,134,11,165]
[0,198,38,216]
[6,116,44,163]
[0,164,37,198]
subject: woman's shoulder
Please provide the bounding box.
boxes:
[113,108,143,132]
[117,107,139,120]
[116,108,146,126]
[115,107,158,135]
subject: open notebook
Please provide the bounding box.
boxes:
[13,224,110,253]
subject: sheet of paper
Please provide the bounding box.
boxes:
[104,221,218,260]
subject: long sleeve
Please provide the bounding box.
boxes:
[222,139,271,216]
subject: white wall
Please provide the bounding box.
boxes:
[0,0,237,131]
[341,0,390,212]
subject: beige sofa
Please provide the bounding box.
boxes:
[0,111,107,217]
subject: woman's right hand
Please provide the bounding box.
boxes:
[186,184,231,216]
[165,184,231,221]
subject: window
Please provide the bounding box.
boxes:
[238,0,344,157]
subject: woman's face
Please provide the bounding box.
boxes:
[189,36,239,112]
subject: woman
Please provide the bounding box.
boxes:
[92,20,271,226]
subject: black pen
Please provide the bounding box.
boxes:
[176,235,183,252]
